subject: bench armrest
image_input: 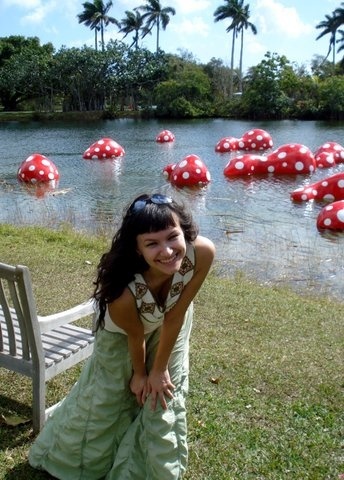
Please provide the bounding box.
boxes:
[38,300,95,333]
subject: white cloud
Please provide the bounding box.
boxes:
[255,0,313,38]
[3,0,41,7]
[173,0,211,15]
[171,16,209,37]
[20,1,56,25]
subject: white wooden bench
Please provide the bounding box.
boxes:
[0,262,96,433]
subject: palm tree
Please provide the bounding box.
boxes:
[214,0,248,97]
[77,0,119,52]
[236,3,257,92]
[136,0,176,53]
[316,4,344,66]
[119,10,148,50]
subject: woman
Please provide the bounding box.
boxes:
[29,192,215,479]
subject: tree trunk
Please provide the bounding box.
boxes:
[229,28,236,98]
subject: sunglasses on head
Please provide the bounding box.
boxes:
[130,194,173,213]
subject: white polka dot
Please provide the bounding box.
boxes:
[95,147,100,152]
[206,171,211,180]
[41,159,50,166]
[235,161,245,170]
[299,147,307,154]
[295,161,304,171]
[98,140,105,145]
[194,159,203,167]
[29,165,36,171]
[48,172,55,180]
[268,166,275,172]
[39,170,44,175]
[223,142,229,149]
[301,194,308,201]
[338,180,344,188]
[105,145,111,151]
[323,194,335,202]
[337,209,344,222]
[251,143,256,148]
[324,218,332,226]
[257,135,263,141]
[325,204,334,211]
[195,168,201,174]
[282,162,288,167]
[238,141,245,149]
[26,156,34,162]
[182,172,190,179]
[309,165,315,173]
[278,152,287,159]
[312,189,318,196]
[179,160,187,168]
[321,181,329,187]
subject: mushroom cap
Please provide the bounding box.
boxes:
[223,154,267,177]
[83,137,125,159]
[266,143,316,174]
[291,172,344,202]
[17,153,60,184]
[317,200,344,230]
[215,136,239,153]
[156,130,175,143]
[238,128,273,151]
[314,141,344,166]
[170,154,211,187]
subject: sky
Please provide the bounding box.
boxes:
[0,0,341,72]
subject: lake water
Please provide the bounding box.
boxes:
[1,117,344,300]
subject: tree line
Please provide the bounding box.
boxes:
[0,0,344,120]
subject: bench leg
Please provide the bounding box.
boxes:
[32,370,46,434]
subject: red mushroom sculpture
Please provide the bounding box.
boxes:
[266,144,316,174]
[238,128,273,151]
[224,144,316,177]
[291,172,344,202]
[223,154,267,177]
[156,130,175,143]
[314,142,344,168]
[17,153,60,184]
[169,154,211,187]
[317,200,344,230]
[83,138,125,159]
[215,136,239,153]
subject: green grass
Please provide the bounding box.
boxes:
[0,224,343,480]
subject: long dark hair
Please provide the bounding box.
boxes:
[93,193,198,330]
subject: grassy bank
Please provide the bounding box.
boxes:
[0,224,343,479]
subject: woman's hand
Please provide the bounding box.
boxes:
[130,372,148,407]
[147,368,175,411]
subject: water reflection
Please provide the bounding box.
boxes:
[1,118,344,301]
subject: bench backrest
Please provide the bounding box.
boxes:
[0,262,44,375]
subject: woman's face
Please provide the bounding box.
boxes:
[136,216,187,277]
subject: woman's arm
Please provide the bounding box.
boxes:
[108,288,147,406]
[148,235,215,410]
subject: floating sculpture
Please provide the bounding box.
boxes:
[156,130,175,143]
[291,172,344,202]
[83,138,125,159]
[215,128,273,154]
[224,144,316,177]
[166,154,211,187]
[238,128,273,151]
[17,153,60,184]
[317,200,344,230]
[314,142,344,169]
[215,136,239,153]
